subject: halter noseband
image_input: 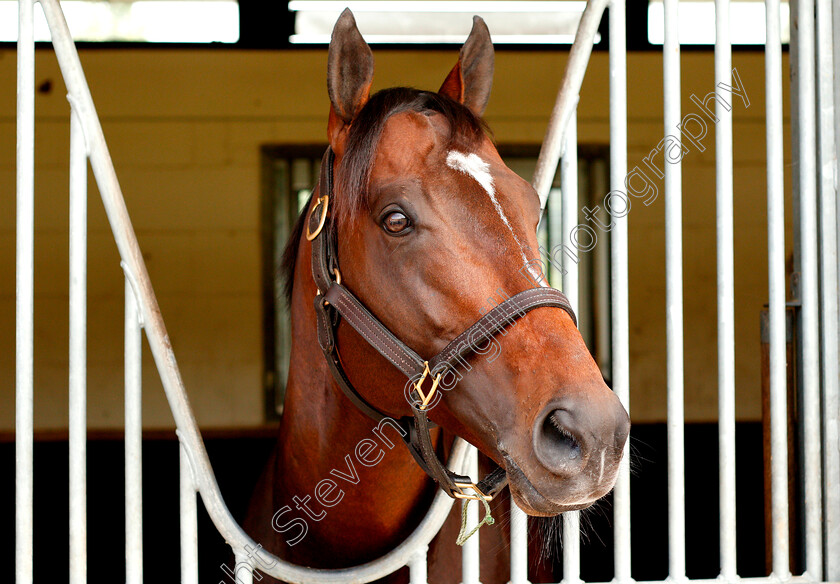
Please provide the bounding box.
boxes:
[308,148,577,501]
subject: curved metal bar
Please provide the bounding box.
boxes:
[36,0,467,581]
[533,0,608,219]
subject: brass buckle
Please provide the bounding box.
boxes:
[322,268,342,306]
[414,361,441,410]
[305,195,329,241]
[454,482,493,501]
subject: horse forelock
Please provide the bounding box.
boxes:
[281,87,489,304]
[333,87,490,227]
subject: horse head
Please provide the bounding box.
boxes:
[314,9,629,517]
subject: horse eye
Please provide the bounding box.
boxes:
[382,211,410,234]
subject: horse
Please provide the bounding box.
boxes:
[243,9,630,583]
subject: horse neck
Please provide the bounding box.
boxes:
[275,224,437,563]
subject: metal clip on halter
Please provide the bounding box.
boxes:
[414,362,441,410]
[305,194,329,241]
[454,481,493,502]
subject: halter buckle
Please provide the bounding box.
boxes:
[453,482,493,502]
[305,195,329,241]
[414,361,442,410]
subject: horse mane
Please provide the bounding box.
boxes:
[281,87,489,304]
[280,195,311,305]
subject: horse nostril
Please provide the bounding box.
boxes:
[543,410,580,460]
[542,410,581,461]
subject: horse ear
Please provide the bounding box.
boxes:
[327,8,374,156]
[438,16,494,116]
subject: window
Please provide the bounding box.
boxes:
[288,0,595,44]
[0,0,239,43]
[647,0,790,45]
[261,147,324,418]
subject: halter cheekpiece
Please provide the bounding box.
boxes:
[308,148,577,502]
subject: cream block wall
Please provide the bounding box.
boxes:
[0,48,791,430]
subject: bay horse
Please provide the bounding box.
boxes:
[244,9,630,583]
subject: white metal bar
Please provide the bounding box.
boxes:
[608,0,631,581]
[765,0,791,576]
[560,113,582,584]
[548,172,564,287]
[663,0,686,578]
[533,0,607,216]
[69,104,88,584]
[816,0,840,574]
[563,512,581,584]
[408,546,428,584]
[835,19,840,576]
[180,439,199,584]
[561,113,579,311]
[461,446,480,584]
[125,276,143,584]
[835,0,840,338]
[509,505,529,584]
[713,0,737,579]
[835,0,840,275]
[15,1,35,583]
[233,552,254,584]
[795,0,824,576]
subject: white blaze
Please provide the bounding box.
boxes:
[445,151,528,264]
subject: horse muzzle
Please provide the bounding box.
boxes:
[502,388,630,516]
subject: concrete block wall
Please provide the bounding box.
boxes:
[0,48,791,431]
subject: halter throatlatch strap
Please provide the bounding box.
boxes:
[308,147,578,501]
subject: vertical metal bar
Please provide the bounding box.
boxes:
[15,1,35,583]
[714,0,737,579]
[577,158,593,348]
[560,113,582,583]
[548,179,564,287]
[233,552,253,584]
[561,114,579,310]
[663,0,686,578]
[795,0,824,576]
[461,446,480,584]
[69,105,88,584]
[766,0,791,576]
[125,277,143,584]
[180,440,199,584]
[835,0,840,291]
[508,505,529,584]
[608,0,631,581]
[408,545,428,584]
[816,0,840,575]
[835,0,840,258]
[563,512,581,584]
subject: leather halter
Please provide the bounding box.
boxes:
[308,148,578,501]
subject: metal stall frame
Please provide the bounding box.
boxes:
[14,0,606,582]
[13,0,840,583]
